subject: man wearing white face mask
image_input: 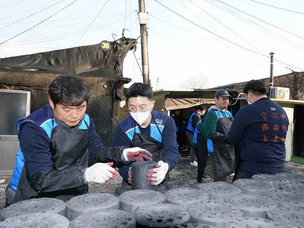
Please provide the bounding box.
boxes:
[113,83,179,185]
[227,80,289,179]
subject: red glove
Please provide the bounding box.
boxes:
[122,147,153,162]
[146,161,169,186]
[127,167,132,184]
[106,162,119,183]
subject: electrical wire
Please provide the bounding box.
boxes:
[231,93,245,106]
[205,0,304,51]
[186,0,264,54]
[0,0,78,46]
[75,0,110,45]
[154,0,268,58]
[0,0,32,9]
[154,0,303,73]
[215,0,304,41]
[133,51,142,73]
[249,0,304,15]
[0,0,64,31]
[205,0,304,52]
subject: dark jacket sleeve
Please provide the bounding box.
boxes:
[192,114,199,128]
[87,118,127,164]
[113,124,132,181]
[227,109,246,144]
[161,116,179,171]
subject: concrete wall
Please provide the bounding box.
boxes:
[284,107,294,161]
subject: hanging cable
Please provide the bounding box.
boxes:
[0,0,64,30]
[133,51,142,73]
[249,0,304,15]
[231,93,245,106]
[155,0,303,73]
[154,0,268,58]
[0,0,78,46]
[75,0,110,45]
[206,0,304,50]
[215,0,304,41]
[123,0,128,30]
[186,0,264,54]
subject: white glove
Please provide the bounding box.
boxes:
[146,161,169,186]
[84,162,118,184]
[122,147,153,162]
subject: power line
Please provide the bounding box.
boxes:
[154,0,268,58]
[154,0,303,72]
[0,0,31,9]
[0,0,78,46]
[0,0,64,31]
[206,0,304,50]
[249,0,304,15]
[215,0,304,41]
[75,0,110,45]
[187,0,264,54]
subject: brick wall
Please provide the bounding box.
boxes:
[225,72,304,100]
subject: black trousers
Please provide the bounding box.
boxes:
[194,134,209,181]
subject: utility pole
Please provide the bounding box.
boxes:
[269,52,275,97]
[138,0,150,85]
[269,52,274,88]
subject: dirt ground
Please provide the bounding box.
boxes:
[1,155,304,212]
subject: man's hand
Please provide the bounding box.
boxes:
[84,162,118,184]
[146,161,169,186]
[122,147,153,162]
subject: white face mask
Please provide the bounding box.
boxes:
[130,111,151,125]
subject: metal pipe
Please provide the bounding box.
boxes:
[269,52,275,88]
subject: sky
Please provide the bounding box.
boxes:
[0,0,304,90]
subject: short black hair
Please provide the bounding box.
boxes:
[243,79,267,96]
[48,73,91,106]
[195,105,206,111]
[126,83,153,101]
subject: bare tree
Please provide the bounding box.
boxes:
[180,73,210,89]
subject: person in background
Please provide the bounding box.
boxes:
[192,117,210,183]
[5,74,152,206]
[186,105,206,167]
[201,89,235,182]
[227,80,289,179]
[113,83,179,186]
[171,109,188,152]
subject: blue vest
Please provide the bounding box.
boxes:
[187,113,196,132]
[192,120,202,145]
[10,105,90,190]
[207,110,233,153]
[119,111,167,143]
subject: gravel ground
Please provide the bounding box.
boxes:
[1,155,304,212]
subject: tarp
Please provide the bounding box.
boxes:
[0,36,137,146]
[165,97,215,111]
[0,37,137,78]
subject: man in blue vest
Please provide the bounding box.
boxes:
[201,89,235,182]
[227,80,289,179]
[186,106,206,166]
[5,74,152,206]
[192,120,210,183]
[113,83,179,186]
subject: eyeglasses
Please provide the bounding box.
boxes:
[127,104,150,113]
